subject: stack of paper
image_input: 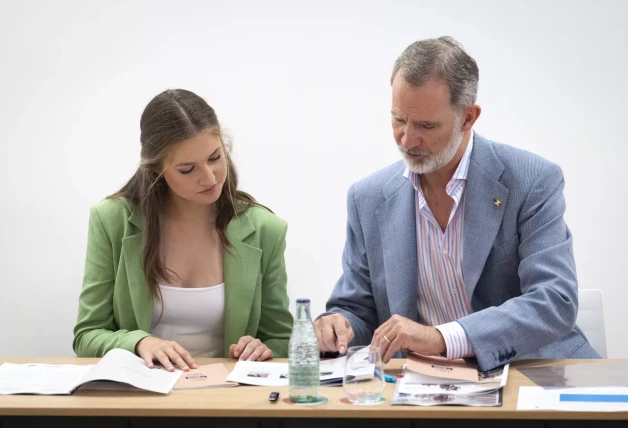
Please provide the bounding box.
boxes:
[391,353,509,407]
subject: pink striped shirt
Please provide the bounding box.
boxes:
[403,132,475,360]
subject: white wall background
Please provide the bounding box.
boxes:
[1,0,626,358]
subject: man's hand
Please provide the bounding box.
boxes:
[313,313,354,354]
[371,315,446,362]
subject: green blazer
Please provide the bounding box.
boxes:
[73,197,294,358]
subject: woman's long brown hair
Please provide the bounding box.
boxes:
[110,89,265,302]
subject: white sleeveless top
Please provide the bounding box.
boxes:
[151,284,225,358]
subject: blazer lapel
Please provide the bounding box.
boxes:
[462,135,509,299]
[223,212,262,355]
[122,208,153,332]
[376,171,419,321]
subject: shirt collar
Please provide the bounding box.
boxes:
[451,129,474,180]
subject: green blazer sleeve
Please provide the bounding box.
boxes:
[73,204,150,357]
[256,219,293,357]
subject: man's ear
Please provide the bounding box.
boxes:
[461,104,481,132]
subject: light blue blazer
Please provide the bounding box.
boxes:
[326,133,600,371]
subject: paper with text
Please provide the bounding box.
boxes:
[0,348,182,395]
[0,364,94,395]
[226,358,348,387]
[79,348,182,394]
[517,386,628,412]
[174,363,238,390]
[406,353,480,382]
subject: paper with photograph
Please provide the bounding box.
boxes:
[393,387,502,407]
[397,366,507,395]
[391,364,506,407]
[226,357,354,387]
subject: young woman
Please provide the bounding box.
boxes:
[73,89,293,371]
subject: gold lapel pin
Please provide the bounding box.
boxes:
[494,199,502,207]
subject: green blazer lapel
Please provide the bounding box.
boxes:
[223,212,262,354]
[122,208,153,332]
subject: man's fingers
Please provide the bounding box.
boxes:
[321,322,338,352]
[371,321,388,348]
[383,334,401,363]
[314,319,329,351]
[345,320,355,344]
[375,327,395,361]
[333,316,350,354]
[372,318,391,346]
[373,322,386,339]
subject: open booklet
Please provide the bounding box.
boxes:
[81,363,238,392]
[0,348,183,395]
[173,363,237,390]
[391,353,509,407]
[405,353,509,387]
[226,356,358,387]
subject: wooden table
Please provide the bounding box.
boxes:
[1,358,626,428]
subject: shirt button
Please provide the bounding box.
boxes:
[442,249,448,255]
[452,289,458,295]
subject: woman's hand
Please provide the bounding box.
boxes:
[229,336,273,361]
[136,336,197,372]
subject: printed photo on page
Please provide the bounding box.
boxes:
[391,365,504,407]
[226,359,348,387]
[393,387,503,407]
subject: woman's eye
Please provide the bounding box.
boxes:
[208,155,221,163]
[179,167,194,175]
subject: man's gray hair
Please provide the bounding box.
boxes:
[391,36,479,111]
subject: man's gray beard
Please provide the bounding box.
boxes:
[400,117,463,175]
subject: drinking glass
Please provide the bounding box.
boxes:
[342,346,385,404]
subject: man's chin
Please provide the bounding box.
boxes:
[403,158,437,175]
